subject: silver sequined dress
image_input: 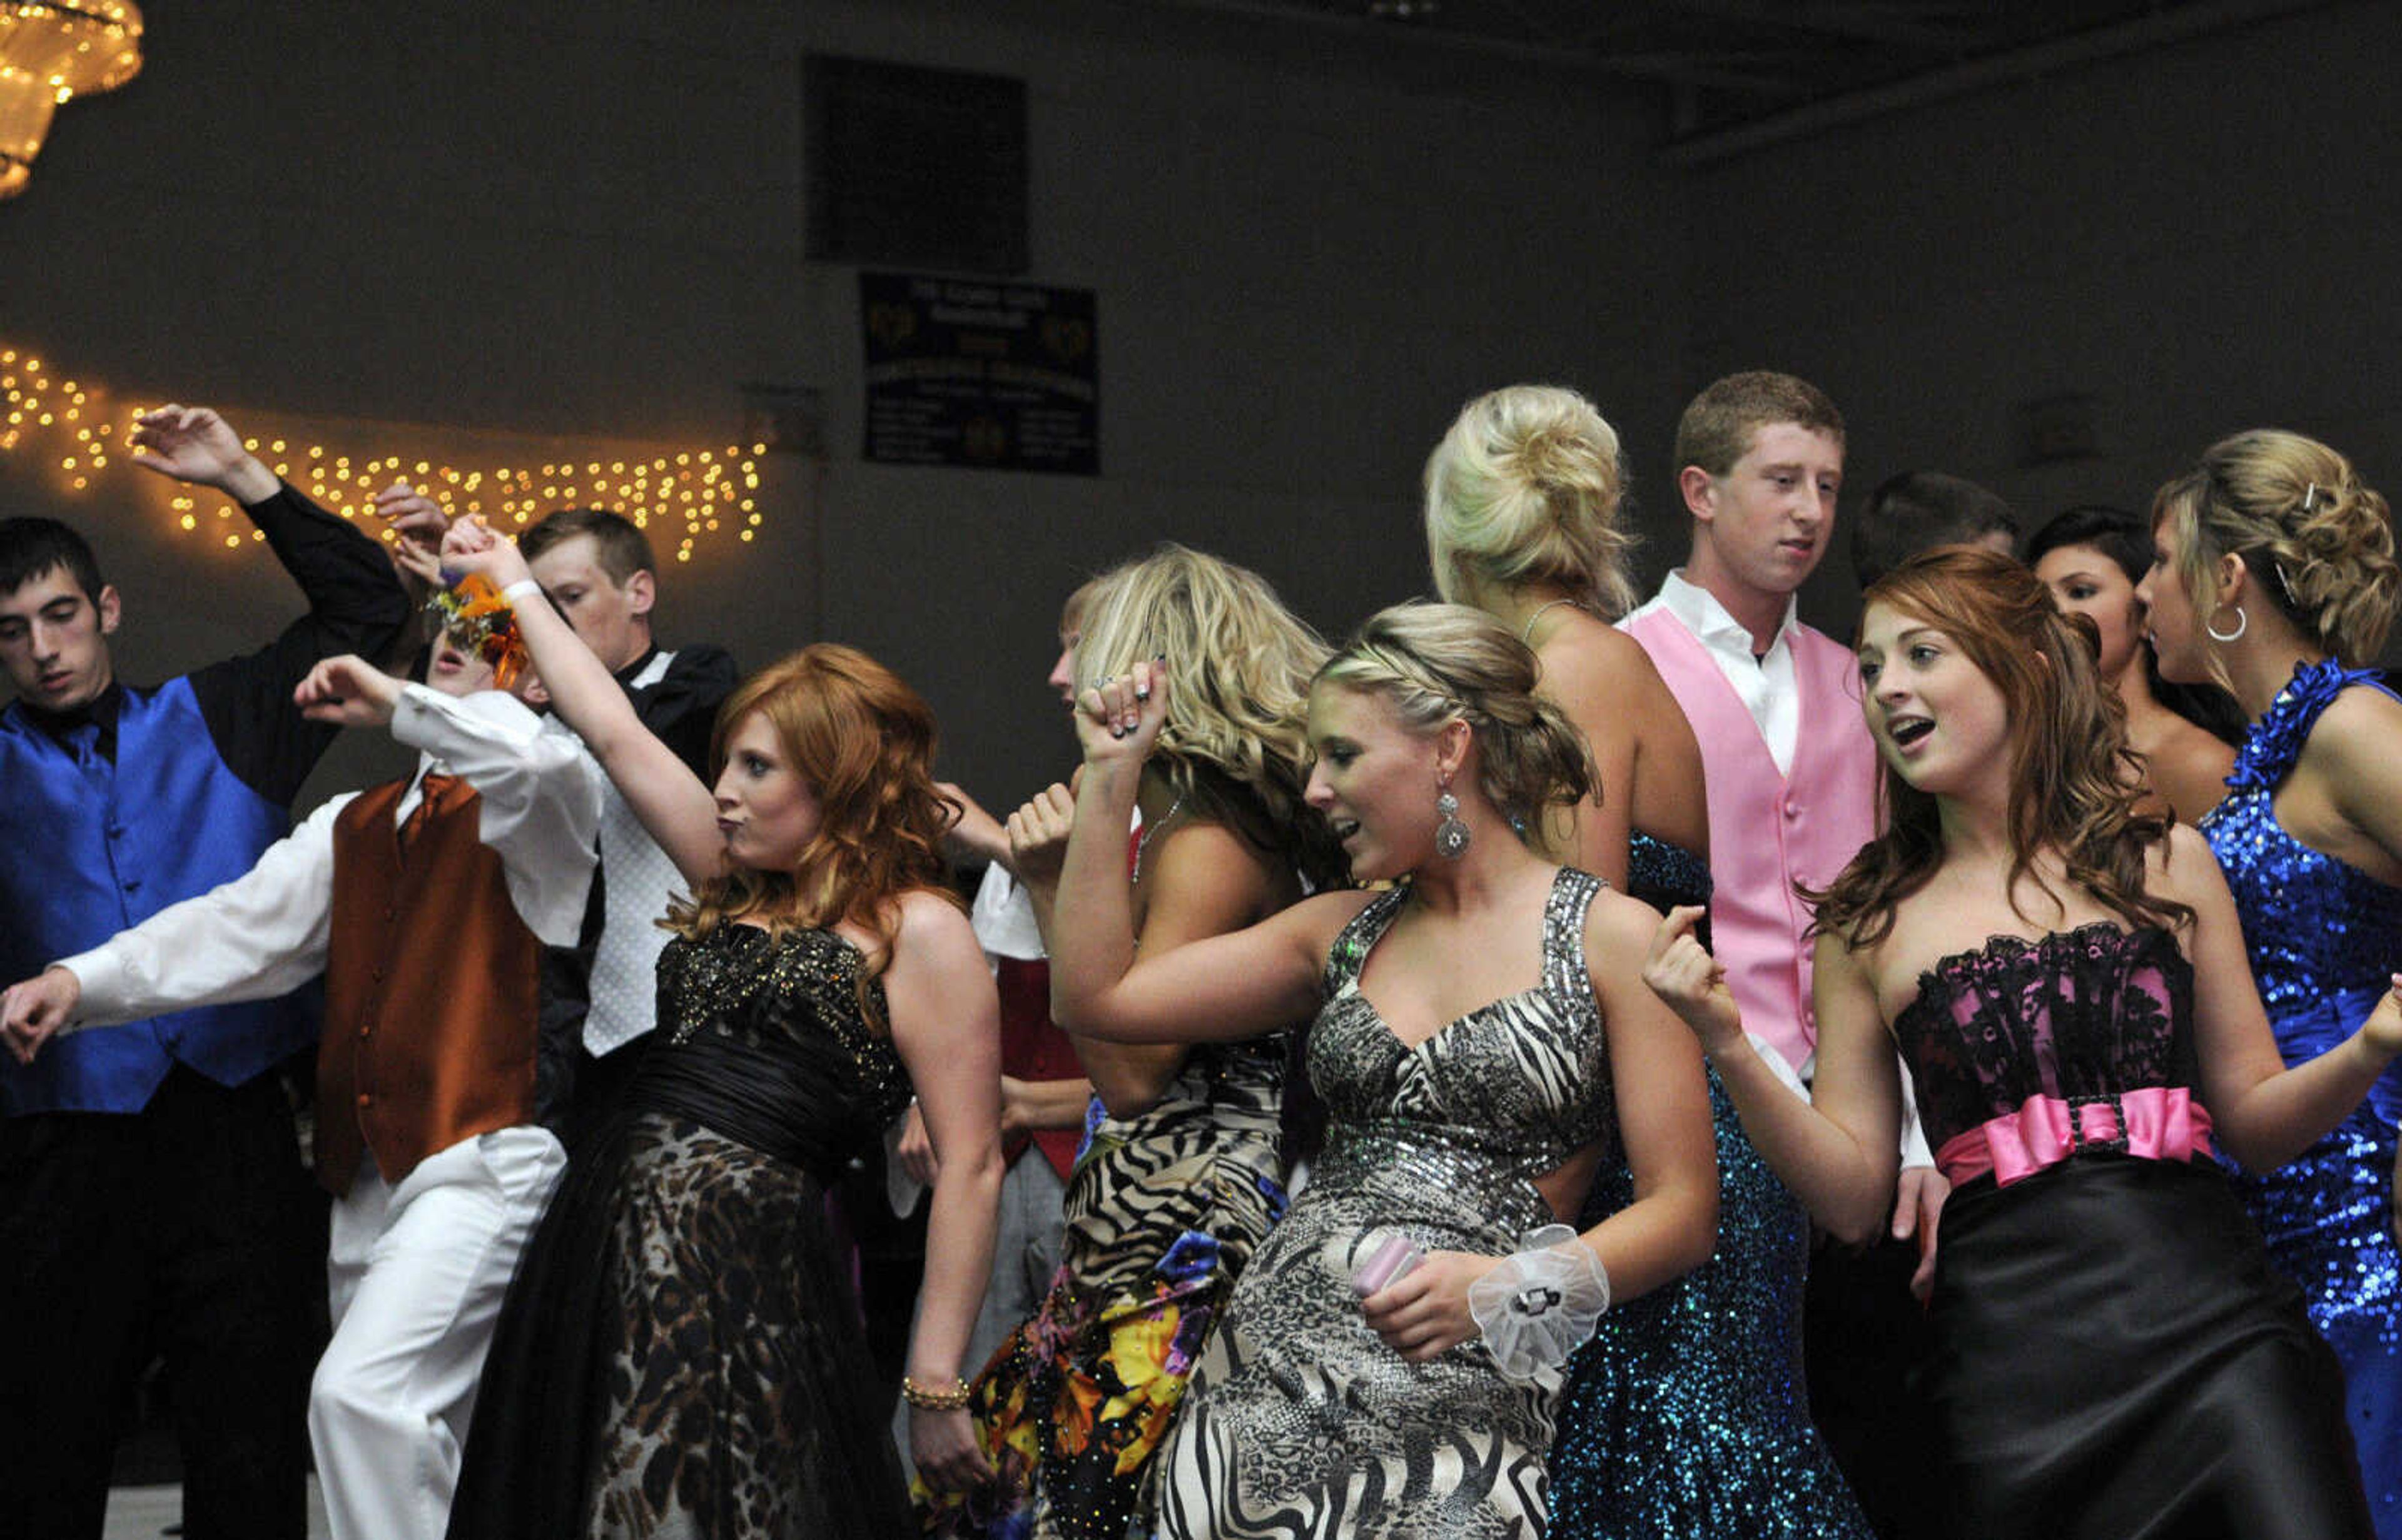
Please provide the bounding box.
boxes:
[1153,867,1618,1540]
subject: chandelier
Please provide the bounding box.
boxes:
[0,1,144,201]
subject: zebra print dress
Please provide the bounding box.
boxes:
[1153,866,1619,1539]
[928,1036,1289,1540]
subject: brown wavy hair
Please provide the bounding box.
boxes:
[1807,547,2192,950]
[664,644,958,1030]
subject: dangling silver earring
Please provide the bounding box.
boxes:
[1435,782,1470,859]
[2206,602,2247,644]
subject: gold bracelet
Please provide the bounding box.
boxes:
[901,1375,971,1411]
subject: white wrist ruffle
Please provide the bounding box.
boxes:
[1467,1223,1610,1379]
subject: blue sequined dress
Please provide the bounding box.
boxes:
[1548,833,1870,1538]
[2202,659,2402,1537]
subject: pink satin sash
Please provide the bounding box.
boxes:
[1935,1087,2216,1188]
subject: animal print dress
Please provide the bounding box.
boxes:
[448,924,919,1539]
[928,1038,1289,1539]
[1153,867,1619,1539]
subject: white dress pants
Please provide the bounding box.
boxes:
[310,1126,565,1540]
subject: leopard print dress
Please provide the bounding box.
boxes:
[450,924,917,1539]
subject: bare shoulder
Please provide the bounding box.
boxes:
[2146,822,2228,905]
[1539,617,1651,684]
[1582,881,1668,963]
[2148,713,2236,776]
[2146,716,2236,821]
[1542,621,1676,710]
[1145,816,1278,893]
[2301,681,2402,781]
[889,887,980,968]
[1542,621,1693,746]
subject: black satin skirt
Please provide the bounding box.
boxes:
[1922,1156,2371,1539]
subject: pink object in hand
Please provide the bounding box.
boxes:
[1352,1232,1423,1297]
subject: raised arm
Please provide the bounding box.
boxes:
[2169,825,2402,1167]
[134,405,414,805]
[440,522,724,886]
[881,891,1003,1491]
[1022,662,1334,1047]
[1646,908,1902,1244]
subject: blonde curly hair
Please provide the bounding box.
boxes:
[1072,543,1342,886]
[2153,429,2399,667]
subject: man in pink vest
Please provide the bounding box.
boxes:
[1622,370,1941,1539]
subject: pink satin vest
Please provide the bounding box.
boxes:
[1624,607,1880,1072]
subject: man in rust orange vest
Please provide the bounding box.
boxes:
[3,626,599,1540]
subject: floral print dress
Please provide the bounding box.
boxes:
[921,1039,1287,1540]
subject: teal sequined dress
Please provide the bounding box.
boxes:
[1548,833,1870,1537]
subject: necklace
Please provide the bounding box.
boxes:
[1519,598,1578,644]
[1132,794,1185,886]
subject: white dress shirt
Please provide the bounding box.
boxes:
[64,686,600,1029]
[1621,569,1804,774]
[578,652,688,1056]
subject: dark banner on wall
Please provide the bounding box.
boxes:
[859,272,1098,475]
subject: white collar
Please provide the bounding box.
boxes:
[1657,569,1800,657]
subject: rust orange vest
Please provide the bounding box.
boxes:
[317,774,541,1195]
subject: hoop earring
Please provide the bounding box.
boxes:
[2206,603,2247,644]
[1434,780,1470,859]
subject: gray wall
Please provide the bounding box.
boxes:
[3,0,2394,816]
[1676,1,2402,642]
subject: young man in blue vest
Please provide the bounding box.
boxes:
[0,404,412,1540]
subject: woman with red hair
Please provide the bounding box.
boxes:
[439,524,1002,1538]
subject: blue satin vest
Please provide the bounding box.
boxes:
[0,679,317,1115]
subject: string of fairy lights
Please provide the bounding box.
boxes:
[0,341,769,564]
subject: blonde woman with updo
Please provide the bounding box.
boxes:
[1423,385,1710,888]
[1426,385,1867,1537]
[2138,431,2402,1532]
[1037,602,1718,1537]
[931,545,1340,1540]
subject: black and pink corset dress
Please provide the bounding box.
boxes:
[1890,923,2372,1539]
